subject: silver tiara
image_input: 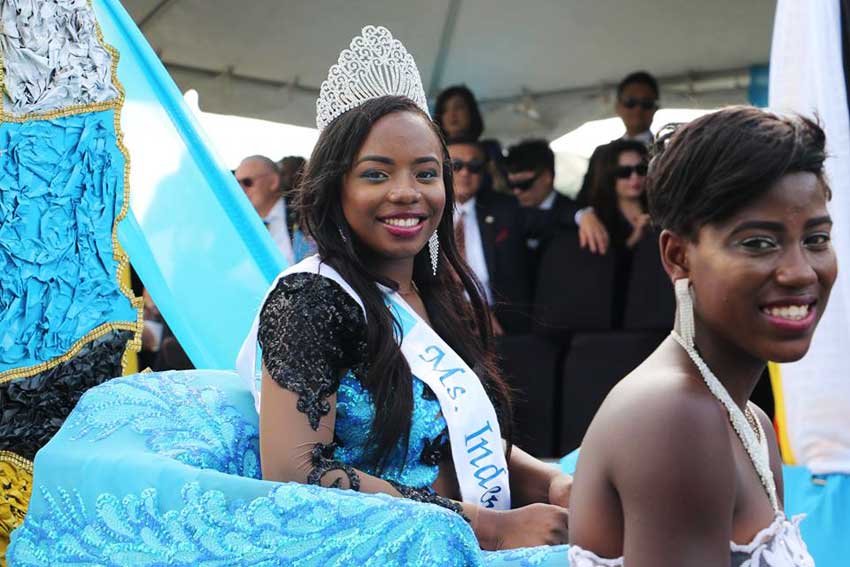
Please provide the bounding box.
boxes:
[316,25,430,131]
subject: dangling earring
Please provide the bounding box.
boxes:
[428,232,439,276]
[674,278,695,347]
[338,227,347,243]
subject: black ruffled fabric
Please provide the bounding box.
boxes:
[0,329,132,460]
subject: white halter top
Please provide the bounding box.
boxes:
[568,513,813,566]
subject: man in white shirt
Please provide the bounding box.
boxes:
[448,139,533,335]
[235,155,295,264]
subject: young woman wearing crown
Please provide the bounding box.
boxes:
[236,25,573,551]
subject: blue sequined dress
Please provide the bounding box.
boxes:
[255,272,462,510]
[7,273,568,566]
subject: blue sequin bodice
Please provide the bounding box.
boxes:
[335,371,448,488]
[257,272,452,495]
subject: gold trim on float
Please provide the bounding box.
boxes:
[0,0,144,384]
[0,322,142,385]
[0,451,32,475]
[0,451,34,564]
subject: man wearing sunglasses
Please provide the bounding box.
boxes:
[503,140,582,286]
[576,71,660,255]
[235,155,295,264]
[448,138,533,335]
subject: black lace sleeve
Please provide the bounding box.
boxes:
[258,272,367,430]
[307,441,362,490]
[387,480,470,522]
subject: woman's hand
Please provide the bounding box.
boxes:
[547,472,572,508]
[626,213,651,248]
[475,504,569,550]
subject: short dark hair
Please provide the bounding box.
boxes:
[278,156,307,192]
[434,85,485,140]
[279,155,306,170]
[445,135,485,154]
[647,106,829,238]
[617,71,659,100]
[504,139,555,176]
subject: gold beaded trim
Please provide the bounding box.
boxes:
[0,0,144,385]
[0,451,34,562]
[0,451,32,475]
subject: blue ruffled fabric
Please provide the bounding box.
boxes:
[0,111,137,372]
[335,372,447,488]
[7,370,567,566]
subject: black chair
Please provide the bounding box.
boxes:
[623,232,675,331]
[496,334,563,458]
[558,331,666,454]
[532,228,617,340]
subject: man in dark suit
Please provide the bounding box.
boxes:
[575,71,660,255]
[447,138,533,334]
[503,140,580,287]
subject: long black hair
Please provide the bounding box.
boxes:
[295,95,512,471]
[590,139,649,244]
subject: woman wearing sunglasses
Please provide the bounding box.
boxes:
[587,139,651,252]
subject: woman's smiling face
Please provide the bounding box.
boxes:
[341,110,446,263]
[687,171,837,363]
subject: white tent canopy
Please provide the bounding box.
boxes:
[123,0,776,141]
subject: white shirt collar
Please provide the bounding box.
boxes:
[538,191,557,210]
[263,197,286,224]
[455,196,476,219]
[622,130,653,144]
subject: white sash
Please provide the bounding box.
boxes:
[236,255,511,509]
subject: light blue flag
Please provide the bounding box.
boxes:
[92,0,287,370]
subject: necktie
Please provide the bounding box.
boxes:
[455,212,466,260]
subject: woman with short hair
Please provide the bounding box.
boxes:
[568,107,829,566]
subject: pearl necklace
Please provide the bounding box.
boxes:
[671,331,779,511]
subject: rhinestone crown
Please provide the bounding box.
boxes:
[316,25,429,131]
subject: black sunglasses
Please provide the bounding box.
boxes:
[235,172,273,188]
[509,171,541,192]
[620,97,658,111]
[613,163,648,179]
[451,158,486,174]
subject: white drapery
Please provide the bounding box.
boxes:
[769,0,850,474]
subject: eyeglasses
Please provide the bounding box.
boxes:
[451,158,486,174]
[613,163,648,179]
[620,97,658,111]
[236,172,273,189]
[509,171,541,192]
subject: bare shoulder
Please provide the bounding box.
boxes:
[570,338,739,556]
[582,338,737,497]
